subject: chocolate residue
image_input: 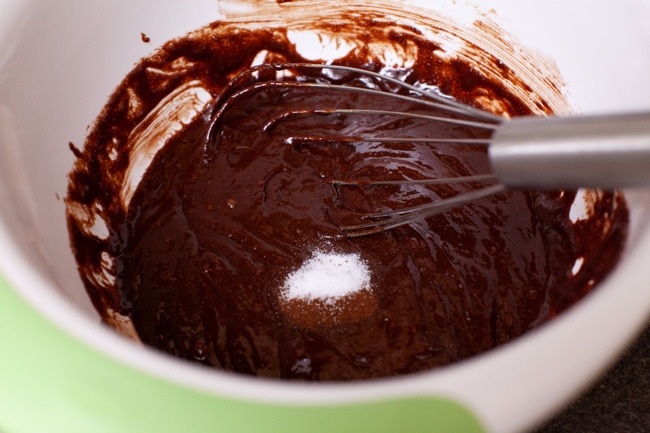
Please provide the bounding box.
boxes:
[140,32,150,43]
[66,13,628,381]
[68,141,82,159]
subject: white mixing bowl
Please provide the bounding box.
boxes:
[0,1,649,432]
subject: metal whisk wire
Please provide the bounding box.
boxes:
[208,62,506,236]
[208,62,502,138]
[335,183,506,237]
[214,63,503,118]
[210,63,650,237]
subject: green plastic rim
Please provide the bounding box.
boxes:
[0,273,486,433]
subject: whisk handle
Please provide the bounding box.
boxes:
[490,112,650,190]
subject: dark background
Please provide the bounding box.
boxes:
[537,323,649,433]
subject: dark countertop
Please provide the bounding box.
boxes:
[536,323,650,433]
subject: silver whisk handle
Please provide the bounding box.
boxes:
[490,112,650,190]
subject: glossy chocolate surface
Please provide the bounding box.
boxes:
[67,18,628,380]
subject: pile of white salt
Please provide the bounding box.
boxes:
[280,251,377,328]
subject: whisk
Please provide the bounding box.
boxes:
[209,63,650,236]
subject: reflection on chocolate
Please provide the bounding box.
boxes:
[66,16,628,381]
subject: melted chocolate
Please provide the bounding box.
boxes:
[67,17,628,381]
